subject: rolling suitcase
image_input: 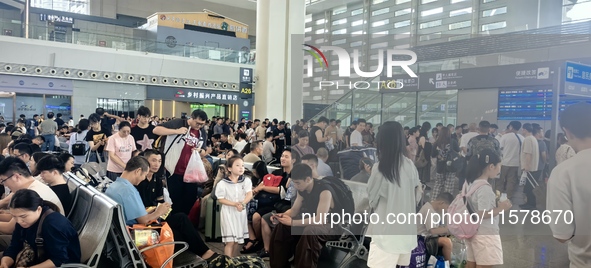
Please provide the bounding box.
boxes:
[204,197,222,242]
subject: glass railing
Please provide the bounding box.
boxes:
[0,19,255,65]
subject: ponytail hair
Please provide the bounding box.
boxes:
[465,148,501,184]
[9,189,60,214]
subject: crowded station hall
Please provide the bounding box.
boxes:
[1,0,591,267]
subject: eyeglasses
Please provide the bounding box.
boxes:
[0,173,15,184]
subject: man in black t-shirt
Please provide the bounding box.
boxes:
[136,149,165,207]
[269,164,339,268]
[131,106,159,151]
[54,113,65,127]
[273,121,287,160]
[95,108,121,136]
[219,133,233,152]
[309,117,329,153]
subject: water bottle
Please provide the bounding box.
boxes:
[500,193,508,202]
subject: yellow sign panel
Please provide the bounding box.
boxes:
[147,11,249,39]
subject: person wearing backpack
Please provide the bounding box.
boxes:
[68,119,90,168]
[461,149,512,268]
[431,127,461,200]
[366,121,422,267]
[466,121,501,160]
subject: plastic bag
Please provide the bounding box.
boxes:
[184,150,209,183]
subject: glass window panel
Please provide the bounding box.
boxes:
[351,8,364,16]
[373,0,389,4]
[382,92,418,127]
[395,20,411,28]
[332,6,347,15]
[482,6,507,17]
[352,30,364,35]
[305,14,313,23]
[352,19,365,26]
[396,0,411,3]
[481,21,507,31]
[370,42,388,49]
[395,8,412,16]
[450,7,472,17]
[563,2,591,23]
[419,32,442,41]
[418,90,458,127]
[421,7,443,17]
[451,0,469,3]
[449,20,471,30]
[332,29,347,34]
[332,39,347,45]
[351,41,363,47]
[483,0,496,3]
[374,30,389,35]
[305,27,312,32]
[420,20,442,29]
[315,29,327,34]
[316,19,326,25]
[31,0,89,14]
[372,19,390,27]
[422,0,438,3]
[372,7,390,16]
[332,18,347,25]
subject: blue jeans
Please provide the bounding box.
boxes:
[42,134,55,151]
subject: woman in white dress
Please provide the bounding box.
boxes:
[367,121,422,267]
[215,156,253,257]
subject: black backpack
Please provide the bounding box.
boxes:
[318,177,355,218]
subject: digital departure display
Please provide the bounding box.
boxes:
[498,89,591,120]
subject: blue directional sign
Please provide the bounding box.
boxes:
[565,62,591,97]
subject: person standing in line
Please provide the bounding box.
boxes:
[496,121,524,201]
[431,127,460,199]
[519,123,539,210]
[38,112,58,152]
[366,121,422,267]
[85,113,110,163]
[547,103,591,267]
[463,149,512,268]
[215,156,253,257]
[555,133,575,165]
[350,119,366,147]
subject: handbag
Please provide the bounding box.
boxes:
[415,147,429,168]
[397,236,427,268]
[71,133,87,156]
[14,209,54,268]
[129,221,175,268]
[184,150,209,183]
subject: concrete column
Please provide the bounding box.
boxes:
[255,0,305,123]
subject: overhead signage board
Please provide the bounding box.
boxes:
[419,63,553,91]
[146,86,241,105]
[565,61,591,97]
[239,68,254,100]
[147,11,249,39]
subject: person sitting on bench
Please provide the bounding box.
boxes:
[417,192,454,262]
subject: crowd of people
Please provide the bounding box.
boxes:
[0,101,587,268]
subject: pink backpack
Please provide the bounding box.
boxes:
[447,180,490,239]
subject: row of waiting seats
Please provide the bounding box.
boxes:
[60,172,204,268]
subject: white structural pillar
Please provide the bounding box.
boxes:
[255,0,305,123]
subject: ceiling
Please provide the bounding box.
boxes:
[201,0,359,14]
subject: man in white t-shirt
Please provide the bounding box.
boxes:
[350,119,366,147]
[547,103,591,267]
[0,157,64,238]
[496,121,524,200]
[460,123,479,156]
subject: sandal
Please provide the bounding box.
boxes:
[240,240,261,254]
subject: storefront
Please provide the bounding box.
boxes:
[146,86,254,120]
[0,75,72,123]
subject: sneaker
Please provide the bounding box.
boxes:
[258,250,270,260]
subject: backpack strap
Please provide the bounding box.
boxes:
[35,208,54,262]
[465,179,490,197]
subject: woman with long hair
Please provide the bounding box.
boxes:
[367,121,421,267]
[431,127,461,199]
[0,189,80,268]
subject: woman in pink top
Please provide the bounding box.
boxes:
[106,121,136,180]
